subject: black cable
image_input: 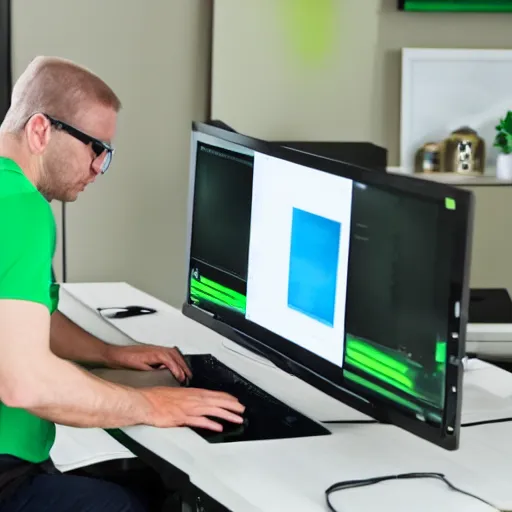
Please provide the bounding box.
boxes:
[462,417,512,428]
[325,472,500,512]
[323,418,512,427]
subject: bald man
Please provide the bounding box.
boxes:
[0,57,244,511]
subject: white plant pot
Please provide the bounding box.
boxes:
[496,153,512,180]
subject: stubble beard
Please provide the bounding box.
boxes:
[39,151,76,203]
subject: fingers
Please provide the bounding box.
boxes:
[199,407,244,425]
[150,387,246,431]
[159,353,186,382]
[185,416,223,432]
[170,347,193,379]
[132,362,156,371]
[202,391,245,414]
[192,389,246,414]
[158,348,192,383]
[210,397,246,414]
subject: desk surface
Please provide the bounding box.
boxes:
[59,282,512,512]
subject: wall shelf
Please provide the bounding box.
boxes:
[387,167,512,187]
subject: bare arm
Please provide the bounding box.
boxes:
[50,310,192,381]
[50,310,111,365]
[0,299,244,431]
[1,299,153,428]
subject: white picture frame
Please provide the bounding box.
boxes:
[400,48,512,173]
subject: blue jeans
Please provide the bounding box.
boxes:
[0,473,147,512]
[0,456,147,512]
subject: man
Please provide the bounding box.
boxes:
[0,56,245,511]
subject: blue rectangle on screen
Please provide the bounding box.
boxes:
[287,208,341,327]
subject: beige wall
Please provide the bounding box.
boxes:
[212,0,512,294]
[12,0,212,306]
[212,0,512,166]
[11,1,512,303]
[463,186,512,293]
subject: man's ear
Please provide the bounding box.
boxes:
[25,114,52,156]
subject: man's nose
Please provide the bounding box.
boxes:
[91,158,103,176]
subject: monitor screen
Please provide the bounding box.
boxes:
[399,0,512,11]
[185,123,473,450]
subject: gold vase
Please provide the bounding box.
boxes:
[441,127,485,175]
[414,142,443,174]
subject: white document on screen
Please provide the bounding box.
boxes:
[245,152,353,368]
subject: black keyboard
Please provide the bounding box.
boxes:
[184,354,330,443]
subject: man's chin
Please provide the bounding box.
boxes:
[54,191,79,203]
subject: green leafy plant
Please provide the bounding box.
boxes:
[494,111,512,154]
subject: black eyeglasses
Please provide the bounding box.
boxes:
[44,114,114,174]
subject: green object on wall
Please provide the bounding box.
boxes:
[402,0,512,11]
[281,0,337,65]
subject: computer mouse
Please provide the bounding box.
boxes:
[222,416,249,434]
[190,415,249,442]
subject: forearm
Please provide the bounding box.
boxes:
[50,310,112,366]
[23,354,154,428]
[0,301,154,429]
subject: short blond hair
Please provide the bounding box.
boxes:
[1,56,121,133]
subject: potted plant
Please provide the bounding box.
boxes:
[494,111,512,179]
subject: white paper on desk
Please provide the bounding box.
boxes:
[50,425,135,473]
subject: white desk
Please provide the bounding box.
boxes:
[58,282,512,512]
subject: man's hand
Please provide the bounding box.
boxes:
[142,387,245,432]
[1,301,244,431]
[106,345,192,383]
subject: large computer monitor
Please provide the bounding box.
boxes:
[183,122,474,450]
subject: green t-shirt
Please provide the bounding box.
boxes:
[0,157,59,463]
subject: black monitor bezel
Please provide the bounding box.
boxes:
[182,121,474,450]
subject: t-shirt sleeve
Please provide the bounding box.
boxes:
[0,192,56,312]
